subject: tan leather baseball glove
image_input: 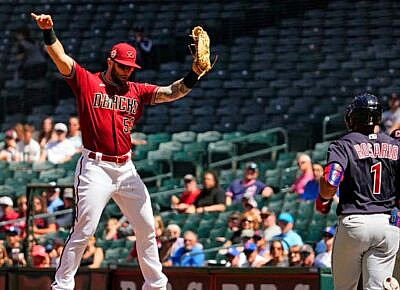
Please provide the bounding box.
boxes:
[189,26,217,79]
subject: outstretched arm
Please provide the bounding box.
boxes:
[154,78,192,104]
[31,13,74,76]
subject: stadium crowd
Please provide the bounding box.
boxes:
[2,93,399,268]
[0,113,338,269]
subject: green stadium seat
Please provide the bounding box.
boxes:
[32,161,56,171]
[39,168,66,181]
[147,133,171,144]
[171,131,197,143]
[159,141,183,152]
[197,131,222,144]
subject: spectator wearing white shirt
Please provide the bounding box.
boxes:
[41,123,75,164]
[16,124,40,162]
[67,116,82,153]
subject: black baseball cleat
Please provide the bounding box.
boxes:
[383,277,400,290]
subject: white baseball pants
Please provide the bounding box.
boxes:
[332,213,399,290]
[52,150,168,290]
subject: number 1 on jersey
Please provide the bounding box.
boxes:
[370,162,382,195]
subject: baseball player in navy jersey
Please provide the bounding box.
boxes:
[31,13,208,290]
[316,93,400,290]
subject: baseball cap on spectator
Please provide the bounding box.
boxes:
[244,242,257,252]
[110,43,141,68]
[5,129,17,139]
[300,244,314,256]
[253,230,263,241]
[243,196,257,208]
[323,226,336,238]
[241,229,255,239]
[260,206,273,218]
[245,162,258,171]
[0,196,13,207]
[226,247,240,257]
[278,212,294,224]
[6,226,20,236]
[32,245,47,258]
[54,123,68,133]
[183,174,195,183]
[63,188,74,200]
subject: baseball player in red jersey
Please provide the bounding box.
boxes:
[31,13,206,290]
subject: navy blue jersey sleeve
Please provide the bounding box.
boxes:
[327,141,348,171]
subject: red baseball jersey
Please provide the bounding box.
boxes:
[64,62,158,155]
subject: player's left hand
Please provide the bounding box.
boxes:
[31,13,54,30]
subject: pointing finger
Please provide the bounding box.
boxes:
[31,12,38,20]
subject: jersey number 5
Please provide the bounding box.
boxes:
[370,162,382,195]
[123,117,135,133]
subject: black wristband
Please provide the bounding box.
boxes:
[182,69,198,89]
[43,28,57,45]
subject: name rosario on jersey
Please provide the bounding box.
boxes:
[353,142,399,160]
[93,93,138,114]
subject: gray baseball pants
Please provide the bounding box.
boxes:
[332,213,399,290]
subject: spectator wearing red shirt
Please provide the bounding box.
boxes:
[291,154,314,195]
[171,174,201,213]
[0,196,19,232]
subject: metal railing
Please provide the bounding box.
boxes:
[208,127,288,172]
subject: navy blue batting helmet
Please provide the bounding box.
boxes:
[345,93,382,130]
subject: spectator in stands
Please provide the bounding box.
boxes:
[14,123,24,143]
[80,236,104,268]
[240,241,268,267]
[155,215,164,248]
[0,130,19,162]
[67,116,82,153]
[48,237,64,268]
[260,207,281,241]
[32,195,57,236]
[45,187,64,213]
[15,195,27,233]
[5,227,26,267]
[216,212,241,244]
[253,230,269,258]
[31,244,50,268]
[103,217,119,240]
[273,213,303,253]
[56,188,74,230]
[288,245,302,267]
[0,196,19,232]
[263,240,289,267]
[16,124,40,162]
[160,224,184,266]
[300,244,315,268]
[129,27,153,69]
[14,26,47,81]
[37,116,56,148]
[225,247,241,267]
[186,171,226,213]
[241,192,261,216]
[225,162,273,206]
[291,154,314,195]
[382,93,400,134]
[315,230,334,269]
[117,218,135,240]
[0,244,12,267]
[171,174,201,213]
[301,163,324,201]
[41,122,75,164]
[223,211,261,251]
[171,231,204,267]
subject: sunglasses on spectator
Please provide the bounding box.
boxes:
[297,160,307,166]
[242,219,253,223]
[272,246,282,250]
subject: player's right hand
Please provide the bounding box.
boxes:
[31,13,53,30]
